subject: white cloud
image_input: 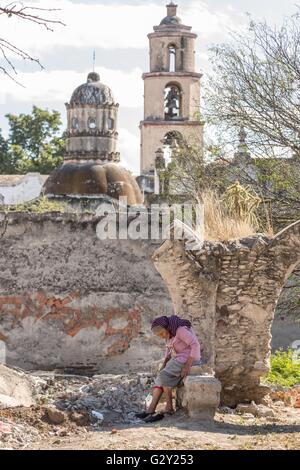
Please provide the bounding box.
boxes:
[118,128,140,175]
[0,67,143,108]
[0,0,247,57]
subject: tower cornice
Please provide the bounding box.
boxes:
[148,30,196,39]
[142,71,202,80]
[65,102,119,110]
[140,120,203,128]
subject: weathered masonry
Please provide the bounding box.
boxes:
[153,220,300,405]
[0,212,299,405]
[0,212,173,374]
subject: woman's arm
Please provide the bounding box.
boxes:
[176,327,201,377]
[181,356,194,377]
[160,355,171,371]
[160,347,172,371]
[177,327,201,361]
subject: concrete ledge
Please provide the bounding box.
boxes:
[176,375,221,419]
[189,364,214,376]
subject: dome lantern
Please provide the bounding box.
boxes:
[64,71,119,164]
[44,71,143,206]
[160,2,182,26]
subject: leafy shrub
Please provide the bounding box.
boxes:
[0,196,66,213]
[263,349,300,387]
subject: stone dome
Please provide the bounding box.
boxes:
[44,162,143,206]
[160,3,182,25]
[160,15,182,25]
[70,72,115,106]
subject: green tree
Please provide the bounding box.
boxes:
[1,106,65,174]
[0,129,11,173]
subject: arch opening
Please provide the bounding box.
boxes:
[272,264,300,354]
[164,83,182,121]
[162,130,183,164]
[88,117,97,129]
[108,117,114,130]
[71,117,79,130]
[168,45,176,72]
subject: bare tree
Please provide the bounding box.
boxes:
[205,9,300,160]
[0,2,64,83]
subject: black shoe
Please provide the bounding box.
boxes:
[135,411,153,419]
[143,413,165,423]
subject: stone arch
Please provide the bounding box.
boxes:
[153,220,300,406]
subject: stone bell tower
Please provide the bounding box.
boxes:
[140,2,203,175]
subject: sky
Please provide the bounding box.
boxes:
[0,0,299,174]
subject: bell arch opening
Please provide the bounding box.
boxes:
[168,44,177,72]
[162,130,183,164]
[164,83,182,121]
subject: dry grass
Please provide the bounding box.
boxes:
[201,189,258,242]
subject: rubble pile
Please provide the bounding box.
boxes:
[53,373,155,424]
[0,371,155,449]
[0,415,40,449]
[269,386,300,408]
[30,372,155,425]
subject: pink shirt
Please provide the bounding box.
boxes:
[165,326,201,364]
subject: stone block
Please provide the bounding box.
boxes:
[44,406,66,425]
[176,375,221,419]
[189,364,214,376]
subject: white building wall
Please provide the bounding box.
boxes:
[0,174,46,205]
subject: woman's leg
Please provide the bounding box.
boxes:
[163,387,174,413]
[146,387,163,414]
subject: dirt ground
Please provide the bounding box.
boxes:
[0,370,299,450]
[1,405,299,450]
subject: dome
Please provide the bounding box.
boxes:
[44,162,143,206]
[160,3,181,25]
[70,72,115,106]
[160,15,182,25]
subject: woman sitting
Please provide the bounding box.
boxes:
[136,315,202,423]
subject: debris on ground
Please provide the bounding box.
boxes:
[270,386,300,408]
[0,366,299,450]
[0,365,33,409]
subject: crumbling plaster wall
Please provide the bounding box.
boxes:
[0,212,173,374]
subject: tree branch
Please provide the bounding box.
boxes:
[0,2,65,82]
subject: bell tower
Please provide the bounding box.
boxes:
[140,2,203,175]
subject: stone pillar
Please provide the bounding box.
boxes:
[176,372,222,419]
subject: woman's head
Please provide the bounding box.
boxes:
[151,325,170,340]
[151,315,192,338]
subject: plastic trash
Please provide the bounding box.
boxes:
[145,393,152,408]
[91,410,104,421]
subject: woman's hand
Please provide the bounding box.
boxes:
[181,357,194,378]
[181,365,191,378]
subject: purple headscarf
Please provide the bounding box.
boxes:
[151,315,192,338]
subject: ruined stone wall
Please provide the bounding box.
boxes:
[0,212,173,374]
[1,212,299,406]
[153,221,300,406]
